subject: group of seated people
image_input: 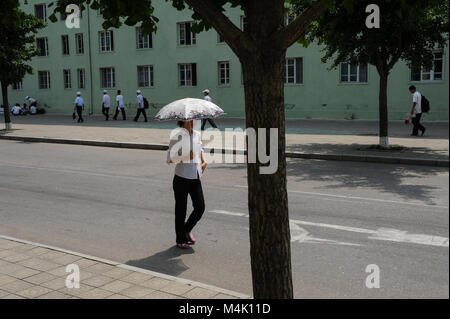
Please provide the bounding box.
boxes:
[0,103,37,116]
[0,96,42,116]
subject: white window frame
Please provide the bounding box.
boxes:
[12,82,23,90]
[284,58,303,84]
[100,67,115,88]
[62,35,70,55]
[410,51,444,82]
[177,22,196,46]
[340,62,368,83]
[77,69,86,89]
[179,64,195,87]
[35,4,47,22]
[38,71,51,89]
[218,61,230,86]
[137,65,154,87]
[136,27,152,49]
[240,16,247,31]
[75,33,84,54]
[99,30,114,52]
[37,37,49,57]
[63,69,72,89]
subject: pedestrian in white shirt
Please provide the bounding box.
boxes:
[25,96,37,107]
[201,89,218,130]
[133,90,148,122]
[113,90,126,120]
[408,85,426,136]
[102,90,111,121]
[11,104,21,116]
[74,92,85,123]
[167,120,208,249]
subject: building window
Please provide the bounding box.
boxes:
[179,63,197,87]
[284,58,303,84]
[77,69,86,89]
[36,37,49,56]
[217,32,225,44]
[137,65,154,87]
[12,82,23,90]
[411,51,444,82]
[62,35,70,55]
[38,71,51,89]
[240,16,248,31]
[75,33,84,54]
[285,12,296,25]
[100,67,115,88]
[340,62,368,83]
[136,27,152,49]
[99,30,114,52]
[178,22,196,46]
[35,4,47,22]
[63,70,72,89]
[218,61,230,86]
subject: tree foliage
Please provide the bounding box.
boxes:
[305,0,449,72]
[0,0,46,87]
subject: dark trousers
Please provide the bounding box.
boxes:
[113,108,126,120]
[173,175,205,244]
[412,113,425,136]
[201,119,217,130]
[102,106,110,120]
[134,108,147,122]
[76,106,83,123]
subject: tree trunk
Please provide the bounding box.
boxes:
[378,72,389,147]
[1,81,12,131]
[241,48,293,299]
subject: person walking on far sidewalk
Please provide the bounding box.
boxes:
[113,90,126,120]
[167,120,208,249]
[134,90,147,122]
[74,92,84,123]
[201,89,218,131]
[409,85,426,136]
[102,90,111,121]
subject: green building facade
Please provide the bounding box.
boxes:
[3,0,449,121]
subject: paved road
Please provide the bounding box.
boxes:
[0,140,448,298]
[4,114,449,138]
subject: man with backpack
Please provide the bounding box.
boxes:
[134,89,148,122]
[408,85,427,136]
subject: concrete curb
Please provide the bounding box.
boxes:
[0,234,251,299]
[0,135,448,167]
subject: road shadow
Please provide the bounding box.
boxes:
[285,157,447,205]
[125,245,195,277]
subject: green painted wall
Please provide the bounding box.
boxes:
[2,0,449,121]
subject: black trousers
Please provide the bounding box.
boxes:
[412,113,425,136]
[134,108,147,122]
[102,106,110,120]
[76,106,83,122]
[173,175,205,244]
[113,108,126,120]
[201,119,217,130]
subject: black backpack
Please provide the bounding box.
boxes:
[143,97,149,109]
[421,95,430,113]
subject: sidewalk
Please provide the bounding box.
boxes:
[0,235,249,299]
[0,115,448,167]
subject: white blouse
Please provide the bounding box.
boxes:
[167,128,204,179]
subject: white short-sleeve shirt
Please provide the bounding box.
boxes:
[412,91,422,115]
[204,95,212,102]
[103,94,111,108]
[167,128,204,180]
[75,97,84,106]
[116,95,124,108]
[137,94,144,108]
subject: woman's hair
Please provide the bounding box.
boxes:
[177,121,185,127]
